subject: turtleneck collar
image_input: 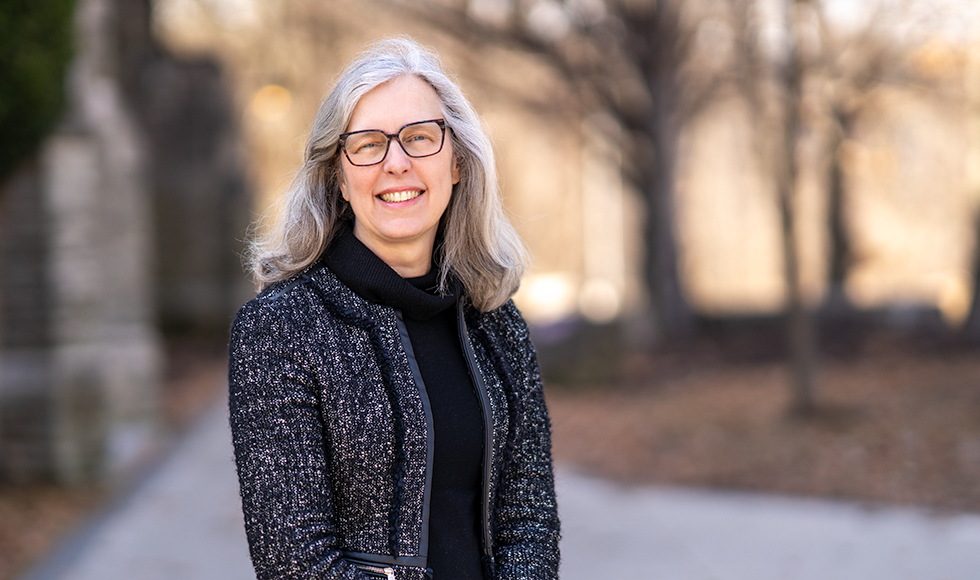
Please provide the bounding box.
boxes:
[323,220,457,321]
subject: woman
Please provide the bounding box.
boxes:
[229,37,560,580]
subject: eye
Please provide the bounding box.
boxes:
[403,131,434,143]
[347,133,386,153]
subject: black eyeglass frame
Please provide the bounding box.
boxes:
[338,119,448,166]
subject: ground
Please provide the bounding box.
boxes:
[1,332,978,579]
[547,334,980,513]
[0,339,228,580]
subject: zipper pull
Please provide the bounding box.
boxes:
[355,563,395,580]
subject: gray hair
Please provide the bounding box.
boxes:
[250,36,529,312]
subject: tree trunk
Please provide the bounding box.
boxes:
[642,100,696,338]
[777,0,817,415]
[625,0,697,339]
[967,208,980,338]
[963,42,980,339]
[824,107,853,313]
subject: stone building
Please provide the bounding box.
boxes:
[0,0,250,483]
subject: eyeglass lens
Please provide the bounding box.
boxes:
[343,120,445,166]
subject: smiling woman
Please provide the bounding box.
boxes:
[337,77,459,278]
[229,37,560,580]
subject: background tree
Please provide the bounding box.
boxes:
[398,0,746,338]
[0,0,75,181]
[964,40,980,338]
[669,0,819,413]
[404,0,824,409]
[802,1,928,315]
[813,10,895,312]
[772,0,816,414]
[730,0,954,411]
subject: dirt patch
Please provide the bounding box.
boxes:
[547,344,980,513]
[0,484,103,580]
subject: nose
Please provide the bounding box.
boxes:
[382,138,412,173]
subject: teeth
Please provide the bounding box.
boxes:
[379,190,421,203]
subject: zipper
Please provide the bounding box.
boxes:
[457,301,495,559]
[393,311,434,563]
[353,563,395,580]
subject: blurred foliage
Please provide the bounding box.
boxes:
[0,0,75,181]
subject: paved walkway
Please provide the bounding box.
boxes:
[20,401,980,580]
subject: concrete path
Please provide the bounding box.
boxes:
[558,472,980,580]
[21,403,253,580]
[21,401,980,580]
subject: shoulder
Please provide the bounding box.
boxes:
[469,299,532,346]
[233,268,314,333]
[230,263,363,348]
[466,299,540,378]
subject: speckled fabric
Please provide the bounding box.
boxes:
[228,262,560,580]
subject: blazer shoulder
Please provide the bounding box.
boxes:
[254,261,329,302]
[231,264,331,335]
[473,299,531,337]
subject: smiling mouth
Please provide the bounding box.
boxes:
[378,190,422,203]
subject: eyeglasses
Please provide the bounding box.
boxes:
[339,119,447,166]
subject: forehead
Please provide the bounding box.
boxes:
[346,75,443,132]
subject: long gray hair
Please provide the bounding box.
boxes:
[250,36,529,312]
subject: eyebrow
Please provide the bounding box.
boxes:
[341,118,445,136]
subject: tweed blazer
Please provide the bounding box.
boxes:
[228,263,560,580]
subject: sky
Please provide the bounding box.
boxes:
[821,0,980,43]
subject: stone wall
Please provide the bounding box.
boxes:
[117,0,252,336]
[0,0,250,483]
[0,0,161,483]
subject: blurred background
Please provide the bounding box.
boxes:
[1,0,980,577]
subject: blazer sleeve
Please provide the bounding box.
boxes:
[228,297,360,580]
[486,303,561,580]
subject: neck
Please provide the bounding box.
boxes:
[352,225,434,278]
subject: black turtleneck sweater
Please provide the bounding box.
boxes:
[324,223,485,580]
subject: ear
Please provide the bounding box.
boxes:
[452,157,461,185]
[339,171,349,201]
